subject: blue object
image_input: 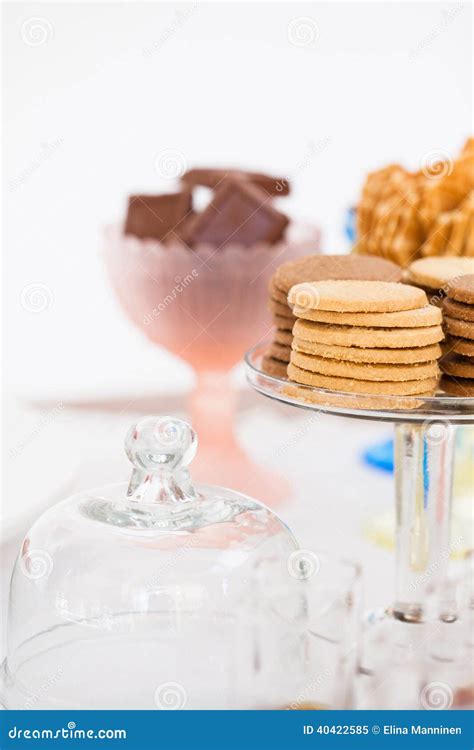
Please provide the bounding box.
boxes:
[345,205,357,244]
[363,437,430,496]
[363,438,394,473]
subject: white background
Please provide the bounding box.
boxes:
[2,2,472,633]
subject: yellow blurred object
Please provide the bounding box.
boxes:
[364,426,474,556]
[355,137,474,265]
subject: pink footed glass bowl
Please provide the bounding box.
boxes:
[103,222,321,506]
[103,223,320,372]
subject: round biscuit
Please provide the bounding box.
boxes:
[444,316,474,341]
[288,280,427,313]
[274,329,293,346]
[293,319,444,348]
[287,363,438,395]
[269,342,291,362]
[273,314,294,331]
[291,304,441,328]
[292,338,442,364]
[290,351,439,382]
[272,254,402,294]
[442,297,474,322]
[262,356,288,379]
[440,354,474,379]
[407,257,474,290]
[446,274,474,305]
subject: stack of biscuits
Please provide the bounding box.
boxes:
[440,274,474,395]
[285,280,443,397]
[263,255,403,378]
[406,257,474,305]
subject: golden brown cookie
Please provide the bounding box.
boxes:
[446,274,474,304]
[444,316,474,341]
[440,376,474,397]
[288,280,427,313]
[269,342,291,363]
[292,338,442,364]
[261,355,288,379]
[272,254,402,294]
[269,286,289,305]
[287,362,438,395]
[291,304,441,328]
[444,335,474,357]
[293,319,444,348]
[273,314,294,331]
[440,354,474,379]
[442,297,474,322]
[283,384,433,411]
[290,350,439,382]
[268,299,293,318]
[274,329,293,346]
[407,257,474,289]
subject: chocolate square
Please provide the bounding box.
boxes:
[182,168,290,197]
[182,179,289,248]
[124,191,192,241]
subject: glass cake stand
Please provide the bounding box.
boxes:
[245,341,474,628]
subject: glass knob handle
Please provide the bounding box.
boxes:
[125,416,198,475]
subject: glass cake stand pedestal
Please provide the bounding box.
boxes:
[245,342,474,631]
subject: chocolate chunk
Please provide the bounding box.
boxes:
[182,179,289,248]
[124,191,192,241]
[182,168,290,197]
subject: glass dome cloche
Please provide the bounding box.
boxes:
[1,416,300,710]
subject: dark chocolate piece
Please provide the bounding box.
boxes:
[124,191,192,241]
[182,168,290,197]
[182,179,289,248]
